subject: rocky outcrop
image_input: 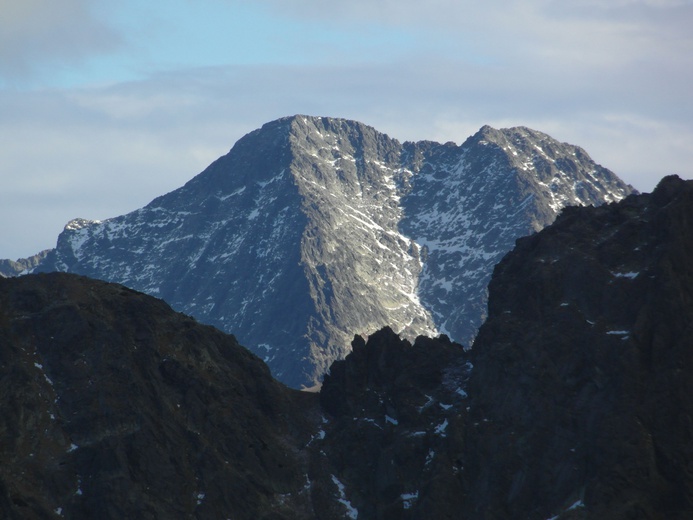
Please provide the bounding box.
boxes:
[0,272,473,520]
[20,115,632,387]
[315,328,471,519]
[0,250,50,277]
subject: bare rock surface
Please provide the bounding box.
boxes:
[15,116,633,387]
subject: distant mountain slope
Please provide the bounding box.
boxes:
[21,115,633,387]
[0,250,49,278]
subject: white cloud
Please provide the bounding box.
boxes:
[2,58,690,258]
[0,0,120,82]
[1,1,691,258]
[237,0,693,67]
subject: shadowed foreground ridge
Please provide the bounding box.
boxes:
[465,174,693,518]
[0,175,691,519]
[0,273,317,519]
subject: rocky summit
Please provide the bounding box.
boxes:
[5,116,633,387]
[0,176,691,519]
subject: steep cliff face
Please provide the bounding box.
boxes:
[286,117,439,382]
[399,124,630,346]
[22,115,632,387]
[0,273,317,520]
[463,175,693,519]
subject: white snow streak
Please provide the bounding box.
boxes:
[330,474,358,519]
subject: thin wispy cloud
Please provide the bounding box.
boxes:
[0,0,691,259]
[0,0,121,83]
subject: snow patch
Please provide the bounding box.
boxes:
[65,218,98,231]
[34,362,54,386]
[612,271,639,279]
[455,387,468,398]
[307,428,326,446]
[331,475,358,519]
[546,499,585,520]
[219,186,246,200]
[434,418,449,436]
[401,491,419,509]
[360,417,383,430]
[257,169,285,188]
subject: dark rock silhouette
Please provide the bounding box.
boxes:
[0,273,316,519]
[463,175,693,518]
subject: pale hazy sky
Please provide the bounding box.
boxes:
[1,0,692,259]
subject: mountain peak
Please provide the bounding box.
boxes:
[651,173,688,205]
[17,116,634,387]
[473,124,585,157]
[64,218,99,232]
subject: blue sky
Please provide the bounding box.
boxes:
[1,0,692,259]
[2,1,427,87]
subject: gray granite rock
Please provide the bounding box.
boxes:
[21,116,634,387]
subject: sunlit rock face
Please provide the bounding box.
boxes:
[27,115,633,387]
